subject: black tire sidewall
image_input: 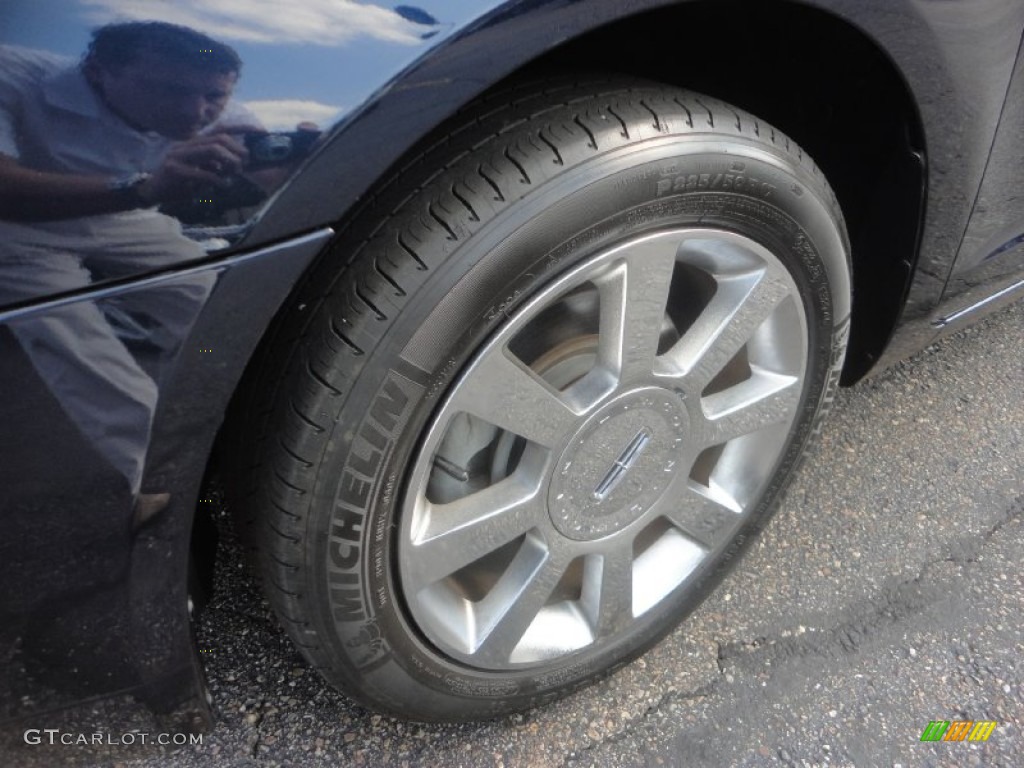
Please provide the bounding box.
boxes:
[303,140,848,719]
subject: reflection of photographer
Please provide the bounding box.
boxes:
[0,23,258,223]
[0,22,269,503]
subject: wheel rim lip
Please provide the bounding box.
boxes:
[398,227,809,671]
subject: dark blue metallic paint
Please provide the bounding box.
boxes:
[939,38,1024,329]
[1,229,331,748]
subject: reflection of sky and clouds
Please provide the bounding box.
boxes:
[242,99,346,131]
[81,0,432,45]
[4,0,454,129]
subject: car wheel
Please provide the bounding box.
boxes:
[239,79,851,720]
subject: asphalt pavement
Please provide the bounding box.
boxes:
[135,299,1022,768]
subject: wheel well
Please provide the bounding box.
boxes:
[512,0,926,382]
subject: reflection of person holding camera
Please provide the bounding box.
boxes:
[0,22,260,222]
[0,22,267,512]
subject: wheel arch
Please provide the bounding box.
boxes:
[206,0,930,575]
[203,0,933,573]
[245,1,926,389]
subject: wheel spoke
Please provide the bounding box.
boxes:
[450,349,579,448]
[472,548,565,665]
[581,545,635,637]
[700,370,801,446]
[660,483,742,549]
[661,268,790,388]
[406,476,545,586]
[596,238,677,383]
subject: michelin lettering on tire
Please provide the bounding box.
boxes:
[326,372,416,671]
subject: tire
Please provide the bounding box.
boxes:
[237,79,851,721]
